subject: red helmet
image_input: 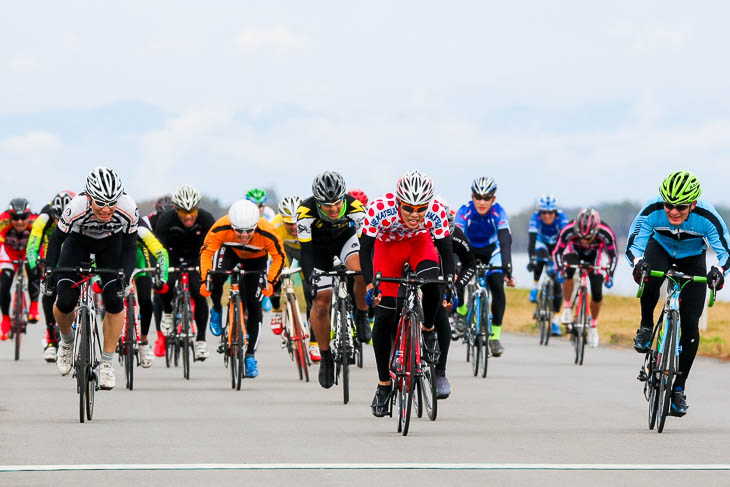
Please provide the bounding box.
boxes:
[348,189,368,206]
[575,208,600,239]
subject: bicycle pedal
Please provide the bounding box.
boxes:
[637,369,647,382]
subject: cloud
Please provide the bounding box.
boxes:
[631,22,693,55]
[7,54,39,73]
[0,131,61,154]
[232,26,310,55]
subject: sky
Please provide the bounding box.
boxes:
[3,1,730,214]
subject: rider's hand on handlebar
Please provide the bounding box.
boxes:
[261,281,274,297]
[526,259,536,272]
[632,258,649,284]
[92,280,103,294]
[154,282,169,294]
[199,282,212,298]
[504,275,516,288]
[708,265,725,290]
[365,284,381,307]
[604,274,614,289]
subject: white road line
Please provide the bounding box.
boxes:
[2,464,730,472]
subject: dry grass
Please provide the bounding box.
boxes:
[504,288,730,360]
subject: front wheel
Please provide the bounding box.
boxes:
[657,312,677,433]
[421,362,438,421]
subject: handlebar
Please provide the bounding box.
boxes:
[131,265,163,289]
[372,272,455,300]
[636,267,716,307]
[205,266,266,290]
[280,266,302,277]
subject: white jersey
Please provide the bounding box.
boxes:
[58,193,139,239]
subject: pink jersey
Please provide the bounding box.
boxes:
[361,193,451,242]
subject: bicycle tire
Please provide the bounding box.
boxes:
[401,312,417,436]
[340,299,350,405]
[422,362,438,421]
[78,309,89,423]
[236,295,245,391]
[470,299,480,376]
[182,293,191,380]
[229,298,238,389]
[480,291,489,378]
[543,281,553,346]
[289,294,309,382]
[13,282,24,361]
[356,339,363,368]
[647,351,659,430]
[657,311,677,433]
[537,283,547,346]
[125,295,135,390]
[579,291,587,366]
[415,374,423,418]
[87,323,100,421]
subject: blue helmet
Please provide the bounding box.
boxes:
[538,194,558,212]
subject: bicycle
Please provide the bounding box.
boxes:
[118,266,161,390]
[1,259,29,361]
[532,257,558,346]
[166,262,199,380]
[312,262,363,405]
[463,264,503,378]
[45,264,124,423]
[206,266,264,390]
[372,271,453,436]
[279,262,310,382]
[636,266,716,433]
[562,261,609,366]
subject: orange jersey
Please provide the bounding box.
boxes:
[200,215,285,286]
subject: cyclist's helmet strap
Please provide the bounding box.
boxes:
[660,171,702,204]
[575,208,600,239]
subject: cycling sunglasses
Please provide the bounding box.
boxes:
[400,203,429,214]
[232,225,257,235]
[663,202,690,211]
[92,199,118,208]
[10,213,29,221]
[540,210,557,216]
[472,193,495,201]
[318,198,344,208]
[175,207,198,216]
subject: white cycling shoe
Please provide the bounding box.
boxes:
[43,344,58,363]
[56,342,73,376]
[98,361,116,390]
[161,313,173,336]
[588,327,599,348]
[140,343,153,368]
[195,341,209,360]
[560,308,573,324]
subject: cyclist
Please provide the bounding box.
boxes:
[297,171,369,389]
[46,167,139,390]
[360,170,455,416]
[200,199,284,378]
[132,218,169,367]
[26,190,75,360]
[527,194,569,336]
[348,189,369,207]
[146,194,173,358]
[455,177,515,357]
[246,188,276,222]
[155,184,215,360]
[432,196,475,399]
[0,198,39,341]
[627,170,729,416]
[552,208,617,347]
[270,195,321,361]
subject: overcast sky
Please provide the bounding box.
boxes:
[2,1,730,214]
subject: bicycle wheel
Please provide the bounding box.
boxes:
[537,283,547,346]
[182,296,191,380]
[87,324,100,421]
[480,293,489,378]
[415,374,423,419]
[78,310,90,423]
[236,297,245,391]
[12,283,24,361]
[422,361,438,421]
[647,351,659,430]
[289,294,309,382]
[542,281,553,346]
[125,296,135,390]
[470,301,480,376]
[401,313,418,436]
[340,299,350,405]
[657,312,677,433]
[578,292,587,366]
[228,300,238,389]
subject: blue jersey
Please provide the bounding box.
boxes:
[528,210,569,246]
[625,196,730,273]
[455,201,510,249]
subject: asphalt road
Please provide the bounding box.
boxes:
[2,314,730,486]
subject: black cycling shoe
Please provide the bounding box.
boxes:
[422,329,440,363]
[318,350,335,389]
[355,309,372,343]
[489,339,504,357]
[670,389,688,417]
[371,384,392,417]
[633,327,653,353]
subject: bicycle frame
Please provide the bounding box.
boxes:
[563,261,608,365]
[1,259,28,360]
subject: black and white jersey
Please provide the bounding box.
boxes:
[57,193,138,239]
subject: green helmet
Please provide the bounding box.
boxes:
[245,188,268,205]
[660,171,701,204]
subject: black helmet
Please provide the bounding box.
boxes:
[8,198,31,218]
[155,194,173,213]
[312,171,346,203]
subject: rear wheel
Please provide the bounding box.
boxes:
[292,298,309,382]
[480,292,489,378]
[647,351,659,430]
[13,284,24,361]
[182,299,192,380]
[78,311,89,423]
[125,297,135,390]
[422,362,438,421]
[229,300,239,389]
[401,314,417,436]
[339,300,350,404]
[657,312,677,433]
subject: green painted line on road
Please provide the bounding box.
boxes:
[3,464,730,472]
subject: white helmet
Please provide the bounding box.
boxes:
[229,199,260,231]
[172,184,201,212]
[396,170,434,206]
[278,195,302,224]
[471,176,497,196]
[86,167,124,204]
